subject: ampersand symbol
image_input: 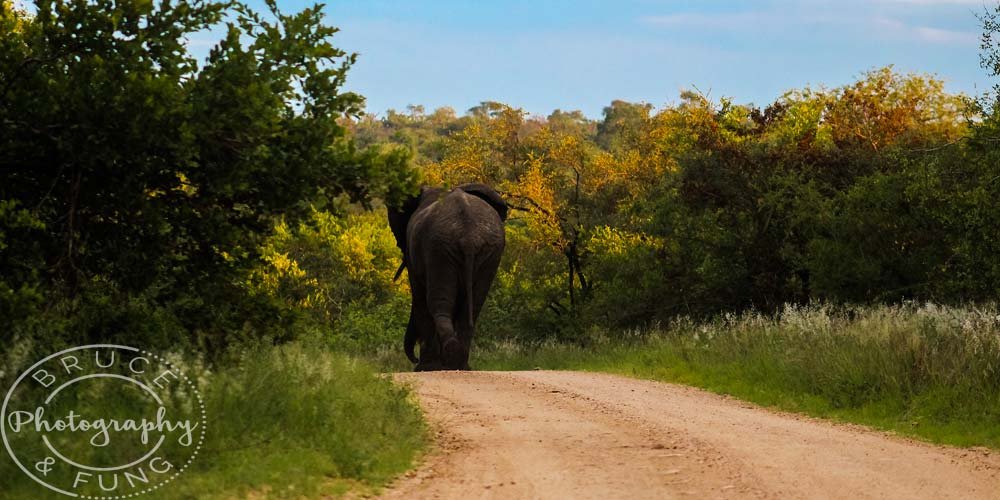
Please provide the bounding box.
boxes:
[35,457,55,476]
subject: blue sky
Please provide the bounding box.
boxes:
[259,0,994,118]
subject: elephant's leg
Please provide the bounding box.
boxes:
[415,327,442,371]
[472,250,503,323]
[425,265,462,369]
[411,283,443,372]
[415,317,443,371]
[433,313,462,369]
[404,309,418,364]
[454,249,503,370]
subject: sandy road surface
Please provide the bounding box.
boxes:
[378,371,1000,500]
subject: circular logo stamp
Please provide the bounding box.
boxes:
[2,345,207,498]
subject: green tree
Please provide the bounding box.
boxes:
[596,100,653,150]
[0,0,414,351]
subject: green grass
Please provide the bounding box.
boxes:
[0,342,426,499]
[476,302,1000,449]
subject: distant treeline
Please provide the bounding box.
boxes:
[344,66,1000,339]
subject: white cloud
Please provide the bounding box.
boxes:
[639,12,773,30]
[914,26,980,43]
[871,15,978,45]
[873,16,907,30]
[640,10,979,46]
[879,0,985,4]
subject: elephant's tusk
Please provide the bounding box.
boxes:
[393,261,406,282]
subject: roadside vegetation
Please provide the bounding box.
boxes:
[477,303,1000,448]
[0,343,424,499]
[160,343,424,499]
[4,0,1000,496]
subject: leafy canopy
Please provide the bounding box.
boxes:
[0,0,416,349]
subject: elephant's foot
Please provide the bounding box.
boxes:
[441,336,462,368]
[414,361,443,372]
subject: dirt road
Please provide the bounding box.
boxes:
[379,370,1000,499]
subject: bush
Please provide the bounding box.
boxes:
[246,209,412,355]
[0,342,425,499]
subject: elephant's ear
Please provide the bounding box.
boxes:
[386,190,423,254]
[457,183,508,222]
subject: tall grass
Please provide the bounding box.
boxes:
[478,302,1000,447]
[0,342,425,499]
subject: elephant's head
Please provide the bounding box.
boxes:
[387,183,508,279]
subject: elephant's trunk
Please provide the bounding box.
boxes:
[393,260,406,282]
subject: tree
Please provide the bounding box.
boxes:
[979,3,1000,110]
[825,67,967,152]
[0,0,414,349]
[596,100,654,150]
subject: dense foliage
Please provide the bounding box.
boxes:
[343,65,1000,343]
[0,0,414,358]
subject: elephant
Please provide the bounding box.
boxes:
[387,183,507,371]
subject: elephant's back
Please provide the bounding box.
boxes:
[409,189,504,254]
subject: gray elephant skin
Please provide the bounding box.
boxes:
[388,183,508,371]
